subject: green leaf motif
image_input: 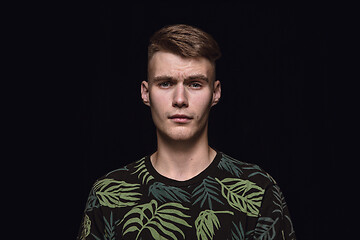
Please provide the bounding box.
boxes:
[285,215,296,238]
[192,176,223,209]
[120,199,192,240]
[215,178,265,217]
[217,154,243,178]
[149,182,190,203]
[230,221,245,240]
[254,217,278,240]
[80,214,91,240]
[195,210,234,240]
[230,221,256,240]
[85,188,100,212]
[103,211,116,240]
[245,165,276,184]
[132,158,154,185]
[272,185,286,216]
[93,179,142,208]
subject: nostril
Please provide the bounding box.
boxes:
[172,101,188,108]
[172,89,188,108]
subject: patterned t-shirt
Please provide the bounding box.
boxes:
[77,152,296,240]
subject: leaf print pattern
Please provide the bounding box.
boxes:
[132,158,154,184]
[102,212,117,240]
[215,178,265,217]
[120,199,192,239]
[149,182,190,203]
[230,221,245,240]
[85,188,100,212]
[285,215,296,238]
[80,214,91,240]
[192,176,223,209]
[93,179,142,208]
[77,153,296,240]
[254,217,278,240]
[195,210,234,240]
[244,165,276,184]
[217,154,243,178]
[272,185,286,216]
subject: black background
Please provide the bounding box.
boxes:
[43,3,337,239]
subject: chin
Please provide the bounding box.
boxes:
[159,127,205,142]
[159,127,198,142]
[169,131,195,142]
[170,134,194,142]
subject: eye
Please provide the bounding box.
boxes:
[159,82,171,88]
[189,82,202,89]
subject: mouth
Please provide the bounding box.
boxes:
[168,114,193,123]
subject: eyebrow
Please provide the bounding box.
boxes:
[185,74,209,82]
[151,74,209,83]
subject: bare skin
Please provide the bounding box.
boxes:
[141,51,221,181]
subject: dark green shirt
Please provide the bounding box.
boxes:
[78,152,296,239]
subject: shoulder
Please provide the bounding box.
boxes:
[85,157,148,210]
[96,156,147,182]
[217,152,277,189]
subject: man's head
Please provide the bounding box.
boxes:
[141,24,221,143]
[147,24,221,82]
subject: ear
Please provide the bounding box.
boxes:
[211,80,221,107]
[141,81,151,106]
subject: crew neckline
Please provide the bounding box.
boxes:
[145,151,222,187]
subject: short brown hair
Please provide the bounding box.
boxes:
[148,24,221,63]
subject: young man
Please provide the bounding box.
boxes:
[78,24,296,240]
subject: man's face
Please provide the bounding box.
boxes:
[141,51,221,142]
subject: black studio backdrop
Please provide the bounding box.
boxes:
[59,3,335,239]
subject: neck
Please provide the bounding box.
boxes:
[151,129,216,181]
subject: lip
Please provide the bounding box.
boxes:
[168,114,193,123]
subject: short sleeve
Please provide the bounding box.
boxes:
[77,185,105,240]
[251,184,296,240]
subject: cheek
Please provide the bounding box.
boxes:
[193,93,213,118]
[149,91,169,116]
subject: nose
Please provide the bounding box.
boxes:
[172,84,188,108]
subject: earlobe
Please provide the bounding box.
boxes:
[141,81,150,106]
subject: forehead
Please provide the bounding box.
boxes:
[148,51,214,80]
